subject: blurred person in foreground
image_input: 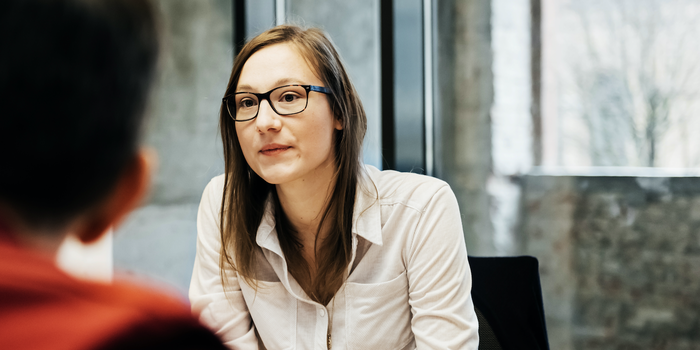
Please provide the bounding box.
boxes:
[0,0,225,349]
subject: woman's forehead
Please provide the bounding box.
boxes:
[237,43,322,92]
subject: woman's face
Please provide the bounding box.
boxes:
[235,43,342,186]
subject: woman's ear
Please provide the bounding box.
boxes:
[334,116,344,131]
[75,148,156,244]
[331,104,344,130]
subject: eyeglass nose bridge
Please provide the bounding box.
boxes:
[253,91,282,120]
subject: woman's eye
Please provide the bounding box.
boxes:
[239,98,257,108]
[280,93,300,103]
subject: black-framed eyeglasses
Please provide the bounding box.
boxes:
[223,84,331,122]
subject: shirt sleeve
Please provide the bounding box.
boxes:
[406,184,479,349]
[189,177,260,350]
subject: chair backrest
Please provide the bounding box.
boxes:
[468,256,550,350]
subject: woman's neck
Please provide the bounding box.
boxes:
[275,165,337,244]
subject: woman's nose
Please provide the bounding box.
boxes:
[255,99,281,133]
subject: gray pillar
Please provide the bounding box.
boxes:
[435,0,495,255]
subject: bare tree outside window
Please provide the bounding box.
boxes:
[557,0,700,167]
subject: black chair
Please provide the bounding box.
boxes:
[468,256,550,350]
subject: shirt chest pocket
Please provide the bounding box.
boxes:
[345,271,413,350]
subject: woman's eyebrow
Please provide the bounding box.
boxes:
[236,84,254,92]
[235,78,303,93]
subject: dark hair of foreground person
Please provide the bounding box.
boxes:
[0,0,226,349]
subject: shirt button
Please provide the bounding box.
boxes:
[319,309,326,317]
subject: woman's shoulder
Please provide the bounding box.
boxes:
[199,174,226,212]
[203,174,226,196]
[363,165,452,205]
[207,174,227,190]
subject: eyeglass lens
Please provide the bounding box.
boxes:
[230,85,308,121]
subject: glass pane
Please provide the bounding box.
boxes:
[554,0,700,167]
[394,0,425,173]
[287,0,383,169]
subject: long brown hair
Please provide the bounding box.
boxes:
[218,25,367,305]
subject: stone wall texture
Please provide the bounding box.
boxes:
[521,175,700,350]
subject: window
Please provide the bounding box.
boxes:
[540,0,700,169]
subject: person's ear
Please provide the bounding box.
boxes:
[75,148,155,244]
[331,105,344,131]
[334,116,343,131]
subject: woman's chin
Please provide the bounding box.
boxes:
[254,169,295,186]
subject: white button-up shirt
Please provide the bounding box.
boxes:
[189,165,479,349]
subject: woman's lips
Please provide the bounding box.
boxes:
[260,144,292,156]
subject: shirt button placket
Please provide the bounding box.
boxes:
[316,306,328,349]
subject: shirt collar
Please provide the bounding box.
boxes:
[255,165,384,251]
[352,165,383,246]
[255,198,282,256]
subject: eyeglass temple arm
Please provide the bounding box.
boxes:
[309,85,330,94]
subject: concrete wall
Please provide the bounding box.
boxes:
[435,0,496,255]
[521,175,700,349]
[113,0,231,296]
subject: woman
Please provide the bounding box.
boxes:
[190,25,479,349]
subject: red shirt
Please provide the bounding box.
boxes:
[0,235,225,350]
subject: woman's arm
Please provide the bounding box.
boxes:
[406,184,479,349]
[189,177,260,349]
